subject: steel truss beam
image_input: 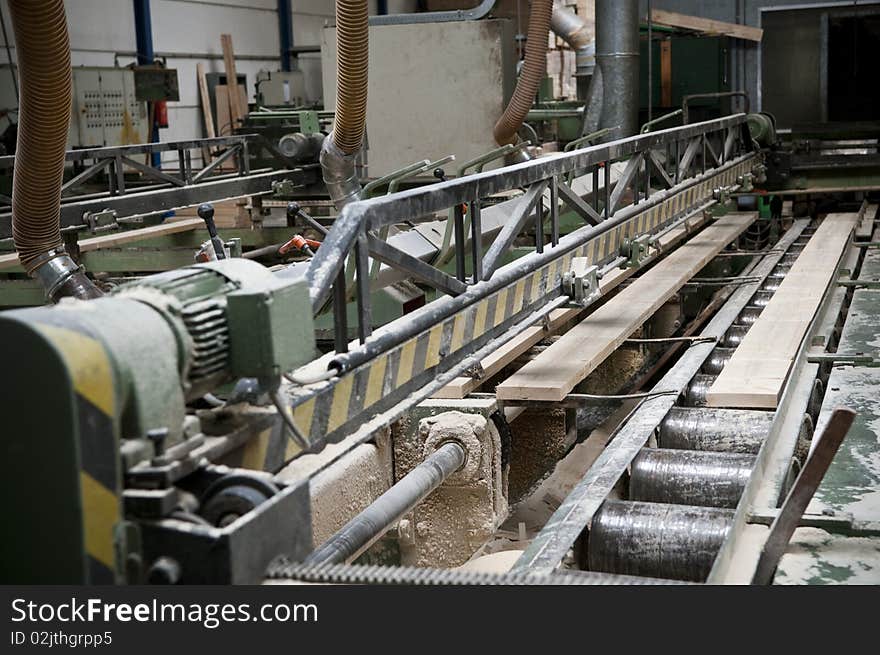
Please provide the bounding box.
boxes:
[0,135,315,239]
[262,115,757,459]
[306,115,751,318]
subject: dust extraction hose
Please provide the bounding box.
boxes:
[320,0,369,209]
[493,0,553,147]
[8,0,102,301]
[332,0,368,155]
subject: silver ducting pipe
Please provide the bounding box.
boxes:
[551,0,595,99]
[320,137,363,209]
[580,0,639,140]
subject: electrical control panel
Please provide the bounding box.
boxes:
[69,67,148,148]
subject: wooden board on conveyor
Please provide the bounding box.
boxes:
[706,213,860,409]
[495,213,756,402]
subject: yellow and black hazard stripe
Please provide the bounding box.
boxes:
[33,323,120,584]
[247,157,755,470]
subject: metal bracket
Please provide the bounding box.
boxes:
[562,257,600,307]
[807,353,880,367]
[737,172,754,193]
[713,185,732,204]
[272,179,299,197]
[619,235,650,269]
[82,208,119,233]
[838,279,880,289]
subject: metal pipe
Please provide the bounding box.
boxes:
[590,0,639,140]
[647,0,652,122]
[304,442,466,565]
[277,0,293,72]
[550,0,595,88]
[133,0,161,168]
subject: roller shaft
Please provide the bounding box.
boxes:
[736,305,764,326]
[630,448,756,508]
[702,347,735,375]
[749,290,774,307]
[722,324,750,347]
[659,407,773,453]
[304,442,465,566]
[683,373,715,406]
[589,500,734,582]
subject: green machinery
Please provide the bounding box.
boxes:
[1,257,315,583]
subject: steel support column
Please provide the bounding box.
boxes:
[133,0,161,167]
[278,0,293,72]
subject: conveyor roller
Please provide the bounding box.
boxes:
[722,324,750,347]
[588,500,734,582]
[659,407,773,453]
[736,305,764,326]
[629,448,756,508]
[750,290,774,307]
[701,347,735,375]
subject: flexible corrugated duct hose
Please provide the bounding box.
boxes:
[8,0,102,301]
[320,0,369,209]
[493,0,554,147]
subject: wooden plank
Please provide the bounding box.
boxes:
[650,8,763,43]
[660,39,672,107]
[0,218,204,271]
[76,219,204,252]
[433,308,580,399]
[706,213,860,409]
[496,213,756,402]
[434,208,717,400]
[214,84,247,136]
[220,34,244,124]
[176,198,248,228]
[196,62,216,139]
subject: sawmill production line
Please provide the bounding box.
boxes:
[1,0,879,586]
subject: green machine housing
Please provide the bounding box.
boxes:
[0,258,314,583]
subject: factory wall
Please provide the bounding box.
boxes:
[0,0,416,163]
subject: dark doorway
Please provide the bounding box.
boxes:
[761,4,880,128]
[828,14,880,121]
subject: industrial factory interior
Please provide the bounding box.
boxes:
[1,0,879,588]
